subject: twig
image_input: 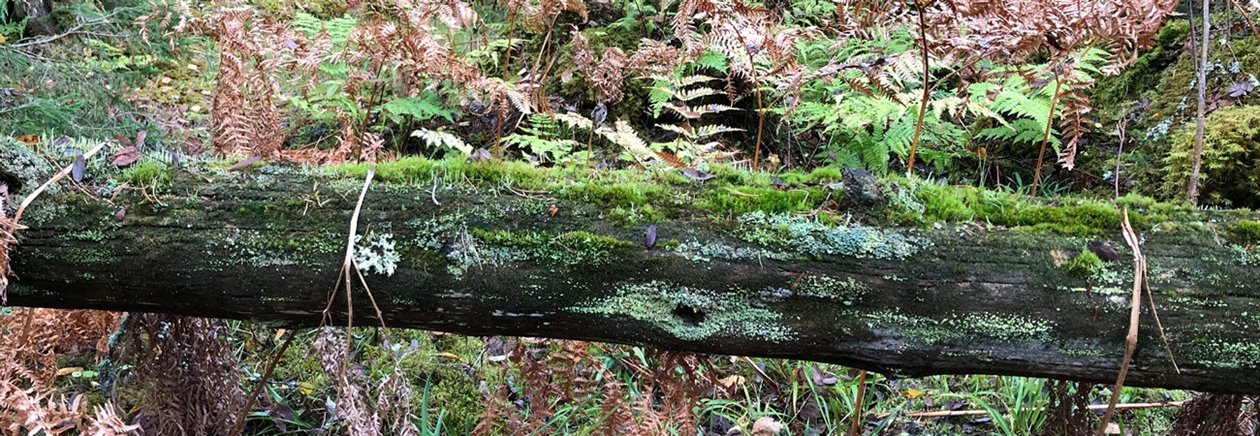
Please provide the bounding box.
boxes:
[14,142,110,223]
[873,400,1187,420]
[1095,209,1143,436]
[1032,69,1064,198]
[906,0,932,176]
[850,370,869,436]
[4,11,122,50]
[1227,0,1260,45]
[331,167,375,381]
[3,141,110,304]
[230,329,297,436]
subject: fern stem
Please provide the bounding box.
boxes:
[906,1,931,176]
[494,9,519,157]
[849,370,869,436]
[731,31,766,171]
[1032,70,1064,198]
[1187,0,1210,204]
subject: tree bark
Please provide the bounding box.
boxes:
[4,146,1260,394]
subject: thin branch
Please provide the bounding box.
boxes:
[3,11,122,50]
[874,400,1187,420]
[1095,209,1144,436]
[231,329,297,436]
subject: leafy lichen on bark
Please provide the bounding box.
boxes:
[569,280,794,342]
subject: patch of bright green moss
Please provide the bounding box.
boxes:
[1225,220,1260,245]
[571,281,794,342]
[119,161,171,191]
[1064,250,1103,276]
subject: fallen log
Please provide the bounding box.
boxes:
[3,141,1260,394]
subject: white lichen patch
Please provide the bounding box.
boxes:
[354,232,401,276]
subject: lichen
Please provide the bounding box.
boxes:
[354,232,401,276]
[472,229,634,267]
[736,211,926,259]
[795,275,867,305]
[672,239,791,262]
[570,281,794,342]
[864,309,1054,345]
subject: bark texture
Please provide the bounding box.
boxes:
[4,145,1260,394]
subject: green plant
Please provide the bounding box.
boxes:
[1163,105,1260,207]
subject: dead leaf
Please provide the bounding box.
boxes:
[111,146,141,168]
[71,155,86,183]
[548,204,559,217]
[228,156,263,171]
[682,168,715,182]
[903,388,925,399]
[15,134,39,145]
[718,375,745,390]
[114,207,127,222]
[751,417,784,436]
[134,130,147,148]
[56,367,84,377]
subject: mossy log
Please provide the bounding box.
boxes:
[4,144,1260,394]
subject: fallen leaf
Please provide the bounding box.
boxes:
[15,134,39,145]
[56,367,85,377]
[111,146,142,168]
[71,155,86,183]
[435,352,462,362]
[273,329,287,342]
[718,375,745,389]
[751,416,784,436]
[134,130,147,148]
[228,156,263,171]
[682,168,715,182]
[114,207,127,222]
[548,204,559,217]
[644,224,657,249]
[903,388,925,399]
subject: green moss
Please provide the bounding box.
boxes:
[607,204,663,226]
[1225,220,1260,245]
[1064,250,1103,276]
[119,161,171,191]
[700,186,827,214]
[571,281,794,342]
[1163,105,1260,207]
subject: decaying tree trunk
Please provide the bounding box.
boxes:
[3,142,1260,394]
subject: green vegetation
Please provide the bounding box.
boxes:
[3,0,1255,434]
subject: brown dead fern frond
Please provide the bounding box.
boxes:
[118,314,245,436]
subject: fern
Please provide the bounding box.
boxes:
[378,93,456,124]
[411,129,472,155]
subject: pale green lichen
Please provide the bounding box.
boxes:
[796,275,867,305]
[1230,244,1260,266]
[571,281,794,342]
[864,309,1054,345]
[673,240,790,262]
[1187,338,1260,369]
[736,211,927,260]
[354,232,401,276]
